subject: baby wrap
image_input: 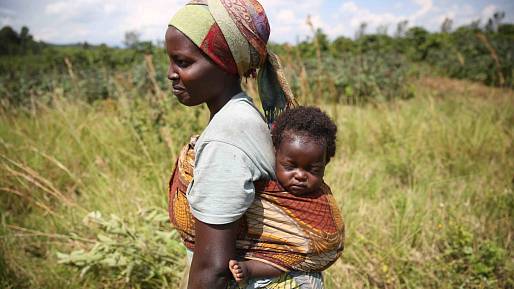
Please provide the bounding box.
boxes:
[168,136,345,272]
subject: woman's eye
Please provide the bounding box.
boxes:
[173,58,190,68]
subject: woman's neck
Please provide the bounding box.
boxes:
[207,81,242,120]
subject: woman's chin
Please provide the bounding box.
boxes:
[174,92,203,107]
[175,95,193,106]
[176,97,192,106]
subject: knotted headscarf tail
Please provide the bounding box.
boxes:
[258,52,298,125]
[169,0,298,125]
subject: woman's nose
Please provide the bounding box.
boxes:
[168,65,179,81]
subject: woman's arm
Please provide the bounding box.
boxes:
[188,217,240,289]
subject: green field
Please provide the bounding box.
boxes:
[1,72,513,288]
[1,20,514,288]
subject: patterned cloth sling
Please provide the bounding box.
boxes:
[168,136,345,272]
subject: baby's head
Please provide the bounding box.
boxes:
[271,107,337,195]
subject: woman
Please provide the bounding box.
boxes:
[166,0,326,288]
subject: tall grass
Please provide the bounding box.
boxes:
[1,75,513,288]
[322,80,513,288]
[0,65,209,287]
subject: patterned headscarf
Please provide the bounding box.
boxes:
[169,0,297,124]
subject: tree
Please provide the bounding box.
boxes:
[485,11,505,33]
[314,28,330,52]
[331,36,354,55]
[0,26,21,55]
[498,23,514,37]
[405,26,429,60]
[355,22,367,39]
[441,18,453,33]
[376,24,389,35]
[19,26,34,53]
[0,25,40,55]
[469,20,481,30]
[123,30,141,49]
[395,20,409,37]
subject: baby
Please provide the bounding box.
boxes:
[229,106,338,284]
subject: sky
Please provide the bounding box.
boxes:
[1,0,513,46]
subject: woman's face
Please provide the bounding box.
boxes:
[165,26,230,106]
[275,132,327,195]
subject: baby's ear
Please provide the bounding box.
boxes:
[323,146,330,164]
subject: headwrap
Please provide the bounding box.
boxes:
[169,0,298,124]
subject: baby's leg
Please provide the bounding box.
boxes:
[229,259,283,284]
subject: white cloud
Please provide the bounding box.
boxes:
[0,7,16,27]
[35,0,187,44]
[411,0,433,19]
[1,16,12,27]
[428,3,478,31]
[277,9,295,23]
[341,2,359,13]
[3,0,513,45]
[337,1,404,35]
[45,1,68,14]
[0,7,16,16]
[257,0,325,42]
[333,0,473,36]
[481,4,497,20]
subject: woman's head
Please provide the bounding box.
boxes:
[166,0,296,122]
[271,107,337,195]
[165,26,240,107]
[169,0,269,76]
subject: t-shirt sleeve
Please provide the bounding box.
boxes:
[187,141,257,225]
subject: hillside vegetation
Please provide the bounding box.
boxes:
[1,16,514,289]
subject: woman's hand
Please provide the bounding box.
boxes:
[188,217,240,289]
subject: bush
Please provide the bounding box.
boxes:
[57,209,185,289]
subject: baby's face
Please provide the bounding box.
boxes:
[275,134,327,195]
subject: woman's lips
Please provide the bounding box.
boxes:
[172,85,186,95]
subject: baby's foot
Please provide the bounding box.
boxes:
[229,259,248,284]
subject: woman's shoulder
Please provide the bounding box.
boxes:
[201,93,271,145]
[195,92,275,177]
[217,92,266,125]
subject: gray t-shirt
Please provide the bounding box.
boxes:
[186,92,275,225]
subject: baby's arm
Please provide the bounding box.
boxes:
[229,259,283,284]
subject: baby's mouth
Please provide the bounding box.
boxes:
[288,184,308,192]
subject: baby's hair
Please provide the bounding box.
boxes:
[271,106,337,162]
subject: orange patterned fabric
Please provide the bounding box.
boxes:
[168,137,345,272]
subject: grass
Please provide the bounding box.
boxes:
[322,78,513,288]
[1,76,513,288]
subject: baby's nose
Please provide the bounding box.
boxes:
[295,170,307,181]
